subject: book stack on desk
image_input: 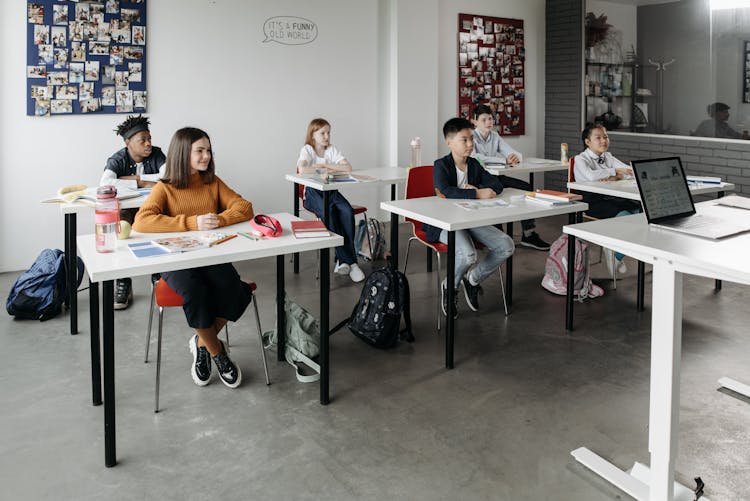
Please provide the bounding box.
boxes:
[686,175,722,185]
[525,190,582,206]
[291,220,331,238]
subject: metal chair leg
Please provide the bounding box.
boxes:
[499,265,509,316]
[155,307,164,413]
[145,280,156,362]
[403,237,416,273]
[436,253,442,333]
[251,292,271,385]
[362,212,374,260]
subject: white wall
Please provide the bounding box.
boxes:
[0,0,546,272]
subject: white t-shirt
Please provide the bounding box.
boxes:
[297,144,346,168]
[455,167,468,188]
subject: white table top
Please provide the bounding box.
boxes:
[567,179,735,201]
[563,198,750,284]
[59,195,147,215]
[380,188,588,231]
[286,166,407,191]
[77,212,343,282]
[484,157,569,176]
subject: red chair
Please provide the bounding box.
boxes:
[144,277,270,412]
[402,166,507,332]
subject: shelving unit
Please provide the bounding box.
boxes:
[584,61,650,132]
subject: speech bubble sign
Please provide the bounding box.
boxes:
[262,16,318,45]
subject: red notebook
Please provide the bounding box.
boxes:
[291,220,331,238]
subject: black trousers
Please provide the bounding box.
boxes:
[583,193,642,219]
[161,263,252,329]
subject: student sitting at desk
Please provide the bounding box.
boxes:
[573,123,640,275]
[471,104,550,251]
[297,118,364,283]
[100,114,166,310]
[425,117,515,316]
[134,127,253,389]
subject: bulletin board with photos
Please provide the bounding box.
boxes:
[457,13,525,136]
[744,40,750,104]
[26,0,147,117]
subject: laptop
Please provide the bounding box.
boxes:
[631,156,750,239]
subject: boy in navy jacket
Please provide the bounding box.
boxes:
[425,118,515,316]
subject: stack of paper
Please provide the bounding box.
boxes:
[525,190,581,206]
[291,220,330,238]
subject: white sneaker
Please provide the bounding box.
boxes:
[349,263,365,283]
[603,249,616,278]
[617,259,628,275]
[333,261,350,275]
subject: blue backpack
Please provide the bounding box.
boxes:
[6,249,84,321]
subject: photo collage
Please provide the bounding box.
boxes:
[744,40,750,104]
[457,13,525,135]
[26,0,147,117]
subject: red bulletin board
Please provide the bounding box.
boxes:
[457,13,525,135]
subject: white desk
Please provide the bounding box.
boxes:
[286,166,408,273]
[564,199,750,500]
[78,213,342,467]
[55,196,147,335]
[567,179,734,200]
[381,188,588,368]
[485,157,569,187]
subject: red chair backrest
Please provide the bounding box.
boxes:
[404,165,435,226]
[568,156,576,183]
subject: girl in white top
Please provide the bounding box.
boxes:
[573,123,640,274]
[297,118,364,283]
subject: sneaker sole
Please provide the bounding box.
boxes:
[519,241,550,251]
[218,366,242,389]
[188,337,211,387]
[113,302,129,310]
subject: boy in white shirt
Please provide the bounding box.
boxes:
[471,104,550,250]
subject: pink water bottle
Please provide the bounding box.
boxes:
[95,185,120,253]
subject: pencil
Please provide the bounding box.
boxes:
[209,234,237,247]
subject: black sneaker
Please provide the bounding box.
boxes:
[114,278,133,310]
[441,280,459,319]
[461,276,482,312]
[213,342,242,388]
[188,335,212,386]
[520,232,551,251]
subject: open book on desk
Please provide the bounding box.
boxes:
[42,186,143,205]
[127,232,232,258]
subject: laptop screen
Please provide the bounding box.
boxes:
[631,157,696,223]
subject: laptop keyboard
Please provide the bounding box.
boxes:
[667,214,725,229]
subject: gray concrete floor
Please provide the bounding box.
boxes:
[1,217,749,500]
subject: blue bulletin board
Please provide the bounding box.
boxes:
[26,0,147,116]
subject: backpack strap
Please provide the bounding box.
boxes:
[285,345,320,383]
[397,272,415,342]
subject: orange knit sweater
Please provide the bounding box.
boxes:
[133,173,254,232]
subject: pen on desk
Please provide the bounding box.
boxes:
[238,231,259,241]
[209,234,237,247]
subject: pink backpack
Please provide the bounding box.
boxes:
[541,234,603,300]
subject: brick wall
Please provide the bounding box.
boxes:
[544,0,583,191]
[608,133,750,196]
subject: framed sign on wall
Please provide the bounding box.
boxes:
[26,0,147,116]
[457,13,525,135]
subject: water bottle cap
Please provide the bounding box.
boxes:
[410,137,421,147]
[96,185,117,198]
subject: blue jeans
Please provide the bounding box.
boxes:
[303,187,357,265]
[439,225,515,289]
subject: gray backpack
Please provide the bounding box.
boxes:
[263,297,320,383]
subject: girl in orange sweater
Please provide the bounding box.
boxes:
[134,127,253,389]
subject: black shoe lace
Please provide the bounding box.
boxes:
[196,346,211,373]
[214,352,235,377]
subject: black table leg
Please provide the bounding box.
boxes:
[446,231,456,369]
[90,281,101,406]
[390,183,396,201]
[320,191,332,405]
[715,191,724,289]
[529,172,535,190]
[637,261,645,311]
[426,248,432,273]
[102,280,116,467]
[566,213,576,332]
[276,255,285,362]
[65,213,78,334]
[390,212,399,270]
[505,222,513,307]
[293,183,300,274]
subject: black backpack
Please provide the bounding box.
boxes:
[6,249,84,321]
[333,266,414,349]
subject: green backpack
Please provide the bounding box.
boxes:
[263,296,320,383]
